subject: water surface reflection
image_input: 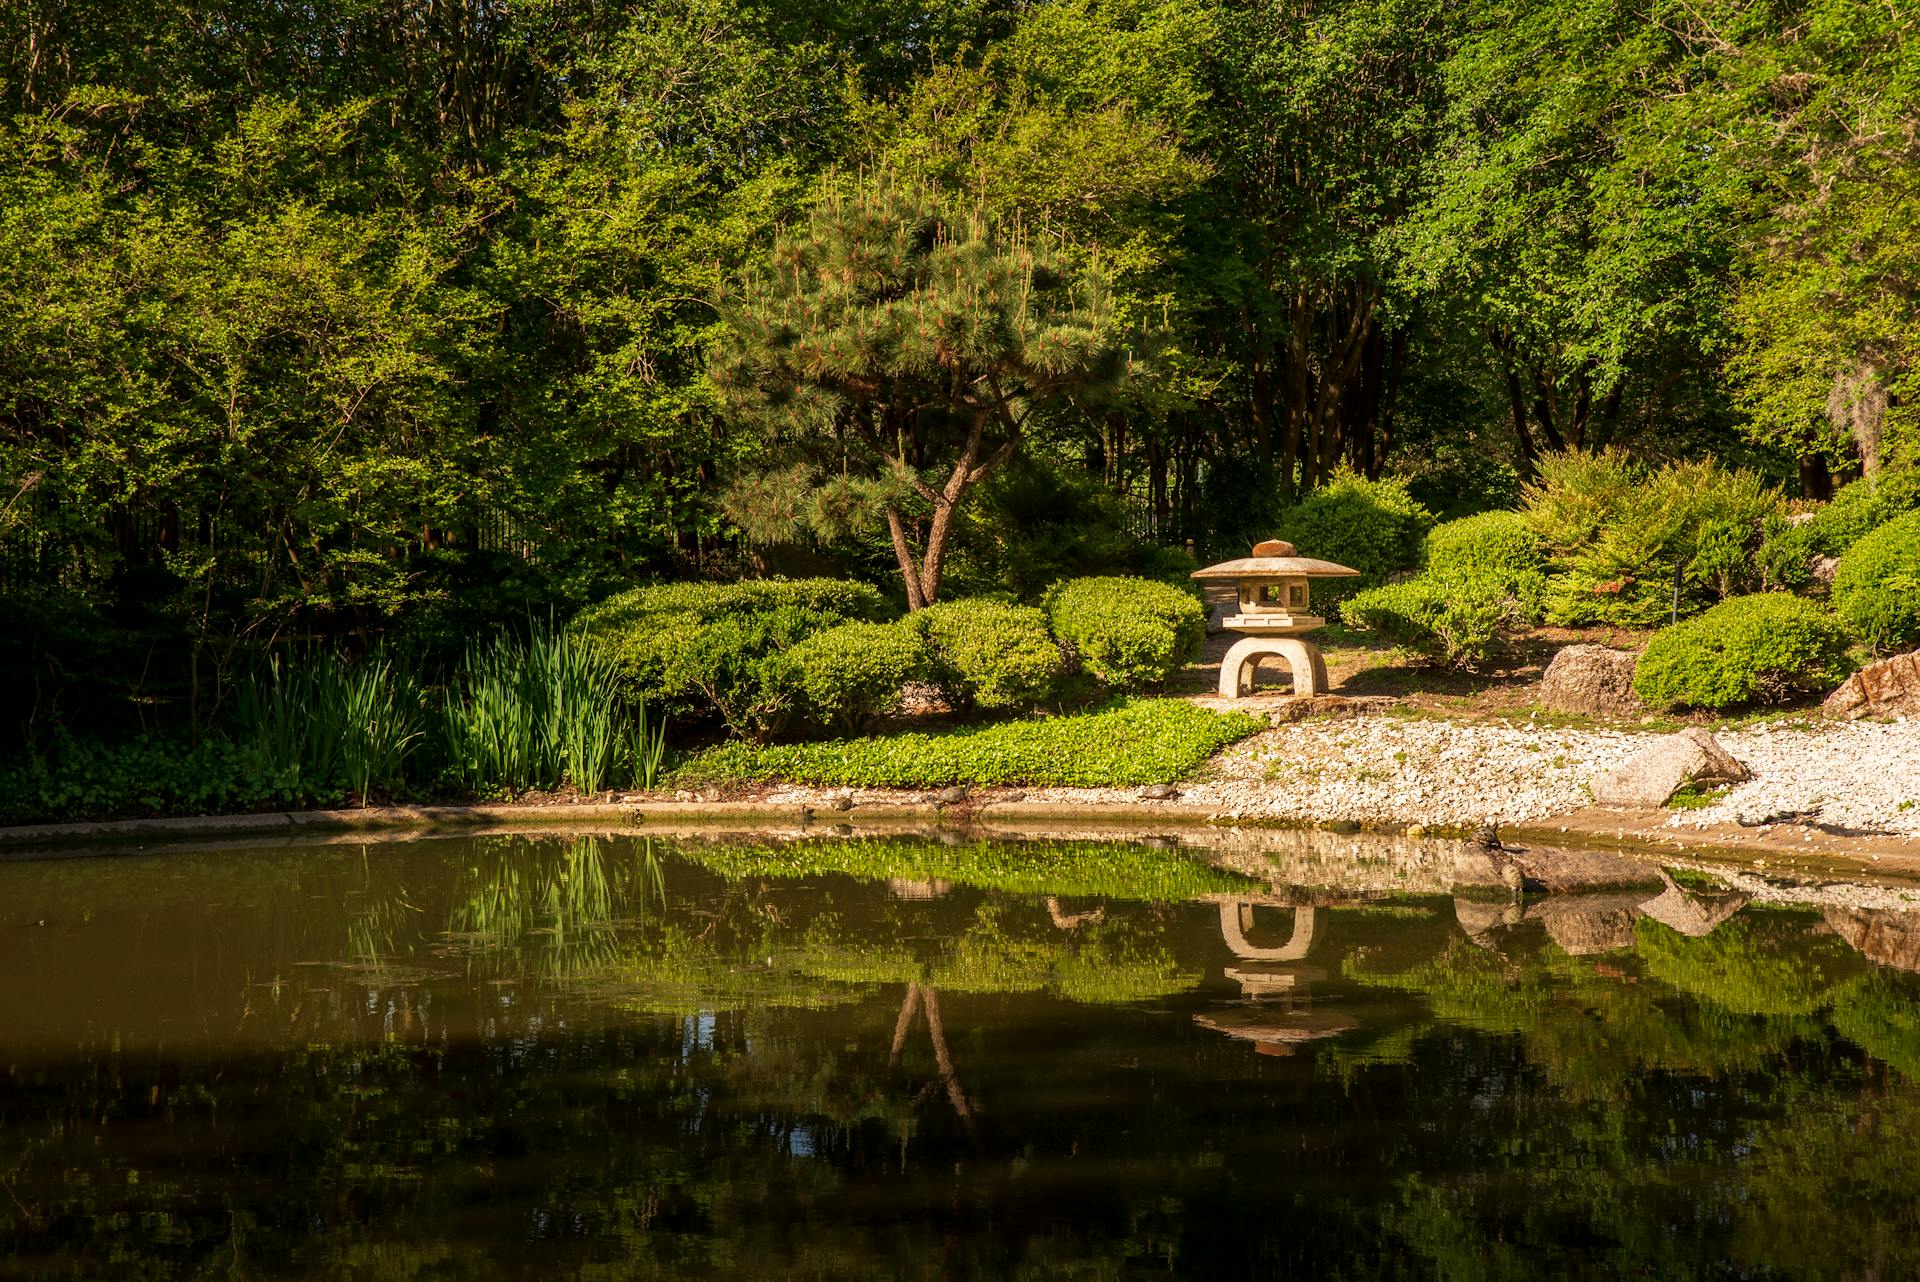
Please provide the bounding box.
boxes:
[3,831,1920,1278]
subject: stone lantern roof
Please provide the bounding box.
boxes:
[1190,539,1361,581]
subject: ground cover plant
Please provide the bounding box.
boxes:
[1633,593,1854,711]
[673,699,1262,789]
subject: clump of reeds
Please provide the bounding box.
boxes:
[233,649,423,805]
[437,627,666,795]
[231,625,666,807]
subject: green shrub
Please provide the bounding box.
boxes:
[664,605,840,739]
[1422,510,1549,622]
[1633,593,1854,710]
[1276,468,1434,599]
[568,579,890,710]
[1758,474,1920,590]
[1526,452,1784,626]
[572,578,886,717]
[1340,577,1521,670]
[908,599,1065,711]
[779,621,926,735]
[1813,473,1920,554]
[674,699,1264,789]
[1044,576,1207,692]
[1831,509,1920,653]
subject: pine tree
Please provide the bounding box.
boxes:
[711,181,1125,608]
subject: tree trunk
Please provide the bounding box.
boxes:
[884,507,928,611]
[1488,326,1539,473]
[1799,453,1835,502]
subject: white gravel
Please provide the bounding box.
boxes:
[1181,718,1648,827]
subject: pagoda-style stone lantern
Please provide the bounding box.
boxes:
[1192,539,1359,699]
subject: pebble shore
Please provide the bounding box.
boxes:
[996,715,1920,837]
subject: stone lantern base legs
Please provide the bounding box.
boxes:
[1217,636,1329,700]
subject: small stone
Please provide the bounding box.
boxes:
[1405,823,1427,838]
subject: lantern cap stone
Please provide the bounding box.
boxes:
[1191,540,1361,580]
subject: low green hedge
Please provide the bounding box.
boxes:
[778,620,926,735]
[674,699,1263,789]
[1633,593,1854,710]
[907,599,1064,711]
[1339,577,1521,670]
[1762,472,1920,588]
[1044,576,1206,692]
[1831,509,1920,653]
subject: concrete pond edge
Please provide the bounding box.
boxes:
[4,794,1919,885]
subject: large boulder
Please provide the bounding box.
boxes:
[1821,649,1920,720]
[1589,728,1750,808]
[1538,644,1643,719]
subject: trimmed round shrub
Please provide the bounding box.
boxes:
[1811,472,1920,553]
[1276,468,1433,595]
[663,604,840,739]
[1045,576,1207,692]
[572,578,887,712]
[1757,475,1920,590]
[779,621,926,735]
[1831,509,1920,653]
[908,599,1065,711]
[1632,593,1854,711]
[1339,577,1519,670]
[1425,510,1547,584]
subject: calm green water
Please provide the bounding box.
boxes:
[3,832,1920,1279]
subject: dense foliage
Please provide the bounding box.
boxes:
[1340,578,1523,671]
[1276,470,1434,601]
[2,0,1916,749]
[907,599,1067,711]
[1633,594,1854,710]
[1,632,667,823]
[1526,453,1783,627]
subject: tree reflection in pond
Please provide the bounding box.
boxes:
[3,833,1920,1278]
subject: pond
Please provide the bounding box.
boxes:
[4,830,1920,1279]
